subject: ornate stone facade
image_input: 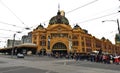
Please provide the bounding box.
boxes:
[32,10,120,55]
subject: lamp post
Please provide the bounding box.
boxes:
[102,19,120,54]
[11,31,21,58]
[11,34,16,58]
[41,34,46,56]
[42,38,44,56]
[102,19,120,34]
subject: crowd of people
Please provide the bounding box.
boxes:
[74,53,120,65]
[46,52,120,65]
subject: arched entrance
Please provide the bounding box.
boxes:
[52,42,67,55]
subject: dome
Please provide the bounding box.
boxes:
[49,11,69,25]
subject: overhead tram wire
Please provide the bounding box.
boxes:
[77,11,120,24]
[29,20,49,29]
[88,6,119,19]
[0,0,28,27]
[71,6,120,26]
[98,30,118,37]
[0,21,25,28]
[31,0,99,28]
[0,33,13,38]
[66,0,98,14]
[0,28,20,32]
[0,21,30,37]
[0,37,11,39]
[0,28,23,40]
[0,21,28,35]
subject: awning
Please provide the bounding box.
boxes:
[17,43,37,48]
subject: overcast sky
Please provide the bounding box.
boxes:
[0,0,120,48]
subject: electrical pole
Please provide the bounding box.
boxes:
[117,19,120,34]
[11,34,16,58]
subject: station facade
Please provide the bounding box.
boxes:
[32,10,120,55]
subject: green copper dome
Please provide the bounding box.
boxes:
[49,11,69,25]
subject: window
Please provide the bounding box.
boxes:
[73,41,78,46]
[72,35,78,39]
[51,33,68,38]
[40,41,46,46]
[82,42,84,46]
[41,36,46,39]
[34,36,37,40]
[84,38,91,47]
[81,37,84,40]
[86,48,92,52]
[95,41,101,48]
[82,48,85,52]
[33,42,36,44]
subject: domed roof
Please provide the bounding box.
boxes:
[49,11,69,25]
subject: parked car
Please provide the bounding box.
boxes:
[17,53,24,58]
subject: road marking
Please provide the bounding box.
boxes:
[0,67,27,73]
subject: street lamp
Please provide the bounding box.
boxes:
[11,31,21,58]
[102,19,120,54]
[42,38,44,56]
[102,19,120,34]
[41,34,45,56]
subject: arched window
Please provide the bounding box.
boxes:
[41,36,46,39]
[72,35,78,39]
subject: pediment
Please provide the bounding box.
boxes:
[47,24,72,31]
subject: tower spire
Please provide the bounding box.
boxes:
[58,3,60,11]
[57,3,61,15]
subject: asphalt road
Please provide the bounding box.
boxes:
[56,60,120,71]
[0,55,120,73]
[0,66,58,73]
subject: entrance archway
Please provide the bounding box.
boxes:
[52,42,67,55]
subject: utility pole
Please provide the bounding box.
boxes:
[11,31,21,58]
[115,19,120,46]
[102,19,120,34]
[11,34,16,58]
[42,38,44,56]
[117,19,120,34]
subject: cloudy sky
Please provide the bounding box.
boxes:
[0,0,120,48]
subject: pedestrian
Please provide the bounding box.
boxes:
[114,56,120,65]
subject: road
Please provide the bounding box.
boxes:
[0,55,120,73]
